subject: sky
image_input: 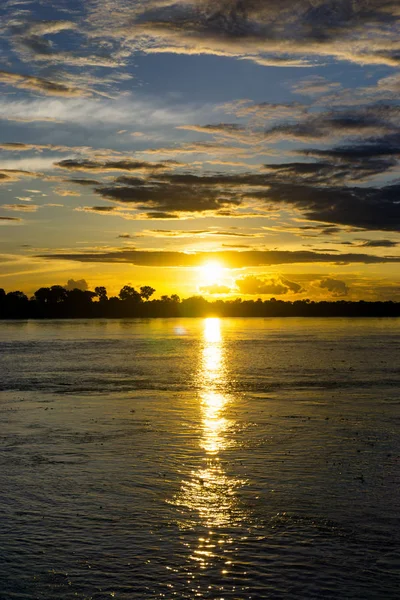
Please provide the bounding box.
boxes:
[0,0,400,301]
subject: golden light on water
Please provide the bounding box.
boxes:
[171,318,246,539]
[201,319,227,454]
[204,317,222,343]
[201,391,227,455]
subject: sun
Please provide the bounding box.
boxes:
[199,261,224,285]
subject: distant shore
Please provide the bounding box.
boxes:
[2,292,400,319]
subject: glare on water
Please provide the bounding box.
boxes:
[171,318,246,543]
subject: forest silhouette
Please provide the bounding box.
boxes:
[1,284,399,318]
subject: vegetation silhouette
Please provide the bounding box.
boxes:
[0,284,399,318]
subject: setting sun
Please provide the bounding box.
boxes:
[199,261,224,285]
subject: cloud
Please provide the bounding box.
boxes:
[199,284,232,295]
[0,168,42,181]
[178,123,245,135]
[135,228,259,238]
[86,0,400,67]
[176,105,400,152]
[222,243,251,249]
[221,100,307,122]
[56,159,171,173]
[88,164,400,229]
[302,132,400,163]
[292,76,341,96]
[0,96,202,126]
[357,239,398,248]
[2,204,39,212]
[64,278,89,291]
[264,160,392,185]
[264,105,400,142]
[11,19,122,69]
[0,157,55,172]
[258,181,400,232]
[320,277,349,297]
[54,189,81,197]
[65,179,101,186]
[78,206,117,213]
[177,122,260,143]
[140,141,253,159]
[280,277,304,294]
[95,175,242,216]
[36,248,400,267]
[236,274,303,295]
[0,142,100,154]
[0,216,22,222]
[0,69,90,97]
[237,276,288,296]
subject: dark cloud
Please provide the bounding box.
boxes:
[265,106,400,142]
[320,277,349,297]
[0,69,89,97]
[56,159,169,172]
[264,159,393,185]
[80,206,117,213]
[257,182,400,232]
[93,0,400,67]
[0,216,22,221]
[96,176,242,215]
[297,224,342,236]
[67,178,101,186]
[36,249,400,267]
[308,248,340,252]
[302,133,400,162]
[86,161,400,229]
[358,239,398,248]
[145,212,180,219]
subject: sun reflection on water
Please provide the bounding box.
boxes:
[171,318,247,551]
[204,317,222,343]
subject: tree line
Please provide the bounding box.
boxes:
[0,284,400,318]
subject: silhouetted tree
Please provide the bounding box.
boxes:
[49,285,68,304]
[7,291,27,302]
[4,291,29,318]
[34,287,51,304]
[95,286,108,302]
[63,288,96,316]
[119,285,142,303]
[140,286,156,301]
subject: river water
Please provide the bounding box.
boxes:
[0,318,399,599]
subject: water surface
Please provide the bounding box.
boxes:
[0,318,399,599]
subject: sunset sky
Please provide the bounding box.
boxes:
[1,0,400,300]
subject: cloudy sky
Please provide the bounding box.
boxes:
[1,0,400,300]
